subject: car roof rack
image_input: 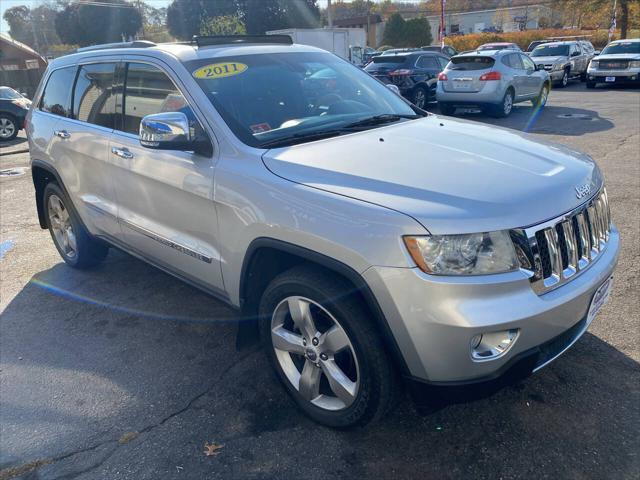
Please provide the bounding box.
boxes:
[544,35,593,40]
[192,35,293,47]
[76,40,156,53]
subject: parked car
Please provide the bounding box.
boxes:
[477,42,521,52]
[586,38,640,88]
[527,40,551,52]
[421,44,459,58]
[529,41,594,87]
[28,36,618,428]
[380,48,421,56]
[364,51,449,108]
[0,86,31,141]
[436,49,550,117]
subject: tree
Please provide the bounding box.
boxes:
[3,3,61,51]
[167,0,237,40]
[403,17,432,47]
[3,6,34,46]
[382,12,405,47]
[55,0,142,46]
[201,15,246,35]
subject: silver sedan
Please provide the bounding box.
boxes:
[436,49,551,117]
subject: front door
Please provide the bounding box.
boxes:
[109,61,224,294]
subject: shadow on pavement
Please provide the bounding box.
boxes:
[1,248,639,479]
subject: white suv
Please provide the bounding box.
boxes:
[27,36,619,427]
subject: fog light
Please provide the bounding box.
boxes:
[470,329,519,361]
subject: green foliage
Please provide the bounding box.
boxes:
[382,13,431,48]
[55,0,142,47]
[3,3,61,50]
[404,17,432,47]
[382,12,405,47]
[166,0,320,40]
[201,15,247,36]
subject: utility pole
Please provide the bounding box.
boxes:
[327,0,333,27]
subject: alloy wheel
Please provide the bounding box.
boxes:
[562,71,569,87]
[270,296,360,411]
[48,194,77,259]
[413,89,427,109]
[0,117,16,140]
[539,86,549,107]
[503,91,514,115]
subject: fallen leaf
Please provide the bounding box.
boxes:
[203,442,224,457]
[118,431,139,445]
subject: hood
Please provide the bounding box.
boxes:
[262,116,602,235]
[532,55,567,64]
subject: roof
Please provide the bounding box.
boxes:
[0,33,47,63]
[481,42,517,46]
[333,15,382,26]
[610,38,640,43]
[457,49,511,57]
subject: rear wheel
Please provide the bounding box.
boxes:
[491,89,514,118]
[0,114,18,141]
[44,182,108,268]
[586,81,596,89]
[412,86,428,109]
[580,71,587,82]
[259,265,398,428]
[438,102,455,116]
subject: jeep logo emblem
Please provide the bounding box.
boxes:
[575,183,592,199]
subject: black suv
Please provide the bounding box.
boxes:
[0,86,31,141]
[364,52,449,109]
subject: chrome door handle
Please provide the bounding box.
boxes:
[54,130,70,139]
[111,147,134,159]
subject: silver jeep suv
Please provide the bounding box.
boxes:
[27,36,619,427]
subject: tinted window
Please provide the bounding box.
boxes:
[503,54,523,69]
[40,66,76,117]
[123,63,192,135]
[437,57,449,69]
[73,63,117,128]
[371,56,407,64]
[416,56,439,69]
[448,56,495,70]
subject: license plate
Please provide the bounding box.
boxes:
[586,277,613,326]
[605,76,616,82]
[452,80,473,90]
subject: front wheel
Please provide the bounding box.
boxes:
[532,84,549,109]
[0,114,18,141]
[556,68,570,88]
[259,265,398,428]
[44,182,108,268]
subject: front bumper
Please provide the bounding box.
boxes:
[363,226,619,383]
[587,68,640,84]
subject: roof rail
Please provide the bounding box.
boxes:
[192,35,293,47]
[75,40,156,53]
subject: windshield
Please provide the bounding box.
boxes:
[531,44,570,57]
[601,42,640,55]
[0,87,23,100]
[186,52,417,148]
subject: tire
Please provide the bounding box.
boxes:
[259,265,398,428]
[556,68,570,88]
[439,102,455,116]
[491,89,514,118]
[532,84,549,109]
[580,71,587,82]
[586,81,596,89]
[0,114,19,141]
[412,86,428,109]
[43,182,108,268]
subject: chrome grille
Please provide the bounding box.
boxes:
[598,60,628,70]
[511,188,611,295]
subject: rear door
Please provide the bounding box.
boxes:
[520,54,542,97]
[503,53,526,99]
[108,60,224,293]
[414,55,441,93]
[364,56,407,84]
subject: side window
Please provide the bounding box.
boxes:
[416,56,439,69]
[437,57,449,69]
[40,66,76,117]
[521,54,536,71]
[503,54,523,69]
[123,62,194,135]
[73,63,118,129]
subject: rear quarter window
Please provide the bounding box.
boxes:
[448,57,495,71]
[40,66,76,117]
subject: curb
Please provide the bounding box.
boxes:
[0,148,29,156]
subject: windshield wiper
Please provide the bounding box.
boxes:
[344,113,421,129]
[259,129,348,149]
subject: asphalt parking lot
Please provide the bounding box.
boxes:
[1,83,639,480]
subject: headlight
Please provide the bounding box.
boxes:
[629,60,640,68]
[553,62,564,71]
[589,60,599,69]
[403,231,519,275]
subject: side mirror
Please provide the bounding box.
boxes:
[594,50,601,56]
[535,63,543,71]
[386,84,400,95]
[571,51,581,57]
[139,112,211,156]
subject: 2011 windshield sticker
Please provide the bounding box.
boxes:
[192,62,248,79]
